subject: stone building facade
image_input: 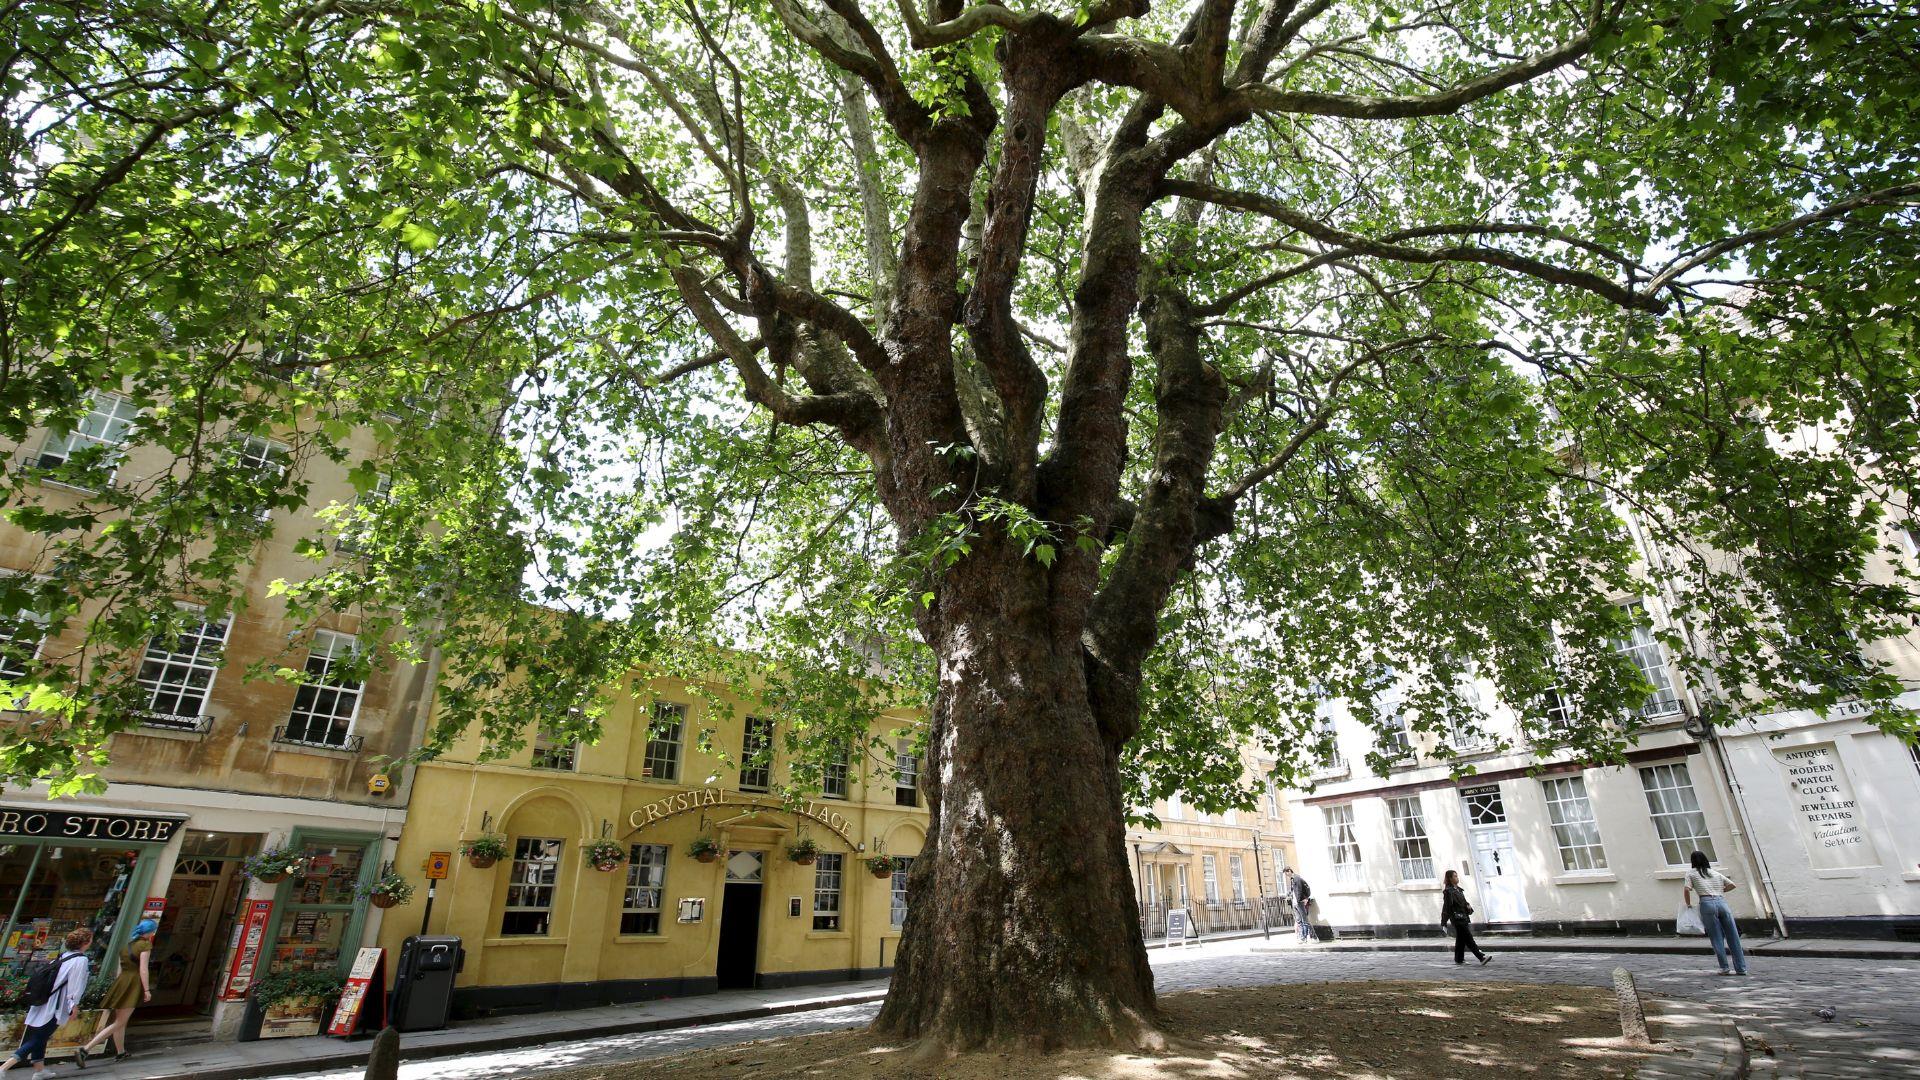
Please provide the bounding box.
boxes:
[0,387,433,1039]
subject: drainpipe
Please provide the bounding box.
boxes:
[1703,721,1790,939]
[1633,509,1789,940]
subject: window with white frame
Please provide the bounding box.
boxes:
[812,853,844,931]
[894,738,919,807]
[890,856,913,928]
[1616,603,1681,717]
[1228,854,1247,902]
[643,702,685,781]
[336,472,392,554]
[1542,775,1608,871]
[1175,864,1189,906]
[1265,778,1281,818]
[1638,762,1716,865]
[228,435,290,521]
[0,591,48,684]
[1326,804,1364,885]
[37,392,140,481]
[1142,863,1161,908]
[1387,795,1436,881]
[282,629,363,747]
[821,739,850,799]
[137,611,232,721]
[621,844,668,934]
[1165,792,1185,819]
[502,837,562,936]
[740,716,773,792]
[1201,855,1221,904]
[531,726,578,771]
[1378,701,1412,758]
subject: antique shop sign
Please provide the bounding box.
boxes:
[630,786,859,846]
[1774,742,1880,869]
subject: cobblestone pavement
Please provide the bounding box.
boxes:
[275,938,1916,1079]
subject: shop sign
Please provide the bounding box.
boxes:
[220,899,275,1000]
[0,805,185,843]
[142,897,166,926]
[1165,907,1197,947]
[1774,742,1881,869]
[629,786,859,846]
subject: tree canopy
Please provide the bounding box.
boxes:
[4,0,1916,803]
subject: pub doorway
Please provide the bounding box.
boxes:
[144,831,256,1017]
[715,850,764,990]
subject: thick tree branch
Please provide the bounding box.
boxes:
[1160,177,1666,312]
[1645,181,1920,295]
[1236,12,1605,119]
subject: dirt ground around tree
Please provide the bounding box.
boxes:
[552,980,1664,1079]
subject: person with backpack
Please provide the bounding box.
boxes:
[1,927,92,1078]
[1284,869,1314,943]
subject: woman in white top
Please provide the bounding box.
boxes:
[1682,850,1748,975]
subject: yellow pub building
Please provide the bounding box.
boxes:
[380,673,928,1015]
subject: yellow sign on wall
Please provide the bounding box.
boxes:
[424,851,452,880]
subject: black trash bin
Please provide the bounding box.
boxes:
[390,934,463,1032]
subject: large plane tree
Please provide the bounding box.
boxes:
[4,0,1917,1053]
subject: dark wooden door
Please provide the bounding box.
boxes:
[716,882,762,990]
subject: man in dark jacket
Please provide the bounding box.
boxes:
[1284,869,1314,943]
[1442,870,1491,965]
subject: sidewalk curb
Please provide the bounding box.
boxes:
[139,989,890,1080]
[1249,940,1920,961]
[1640,996,1749,1080]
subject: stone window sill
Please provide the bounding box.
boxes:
[1396,881,1445,892]
[1553,872,1619,885]
[484,937,567,948]
[1651,869,1688,880]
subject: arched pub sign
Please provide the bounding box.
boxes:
[628,786,859,847]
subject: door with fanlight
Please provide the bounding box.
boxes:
[146,832,256,1014]
[1460,786,1529,924]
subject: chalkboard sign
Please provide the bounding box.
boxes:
[1165,907,1197,946]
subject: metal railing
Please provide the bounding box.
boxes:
[272,724,364,753]
[1309,754,1350,781]
[140,712,213,734]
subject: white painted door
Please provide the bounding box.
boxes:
[1470,828,1528,922]
[1461,784,1530,924]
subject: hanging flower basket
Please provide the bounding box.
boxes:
[241,847,308,883]
[584,838,627,872]
[787,838,819,866]
[689,836,720,863]
[461,833,509,869]
[355,871,415,908]
[866,855,896,879]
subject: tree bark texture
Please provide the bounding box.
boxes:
[874,541,1158,1052]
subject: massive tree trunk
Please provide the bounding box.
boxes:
[873,541,1158,1052]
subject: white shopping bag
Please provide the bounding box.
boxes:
[1675,902,1706,936]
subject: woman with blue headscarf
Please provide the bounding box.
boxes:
[73,919,156,1067]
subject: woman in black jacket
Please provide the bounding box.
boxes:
[1442,870,1491,965]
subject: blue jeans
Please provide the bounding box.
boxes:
[1700,896,1746,973]
[1296,902,1313,941]
[11,1019,59,1065]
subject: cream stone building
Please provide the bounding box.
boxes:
[1129,752,1298,941]
[1,386,434,1040]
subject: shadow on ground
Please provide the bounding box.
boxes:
[545,980,1660,1080]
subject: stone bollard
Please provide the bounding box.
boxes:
[363,1026,401,1080]
[1613,967,1650,1046]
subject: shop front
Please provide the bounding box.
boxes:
[0,805,183,1052]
